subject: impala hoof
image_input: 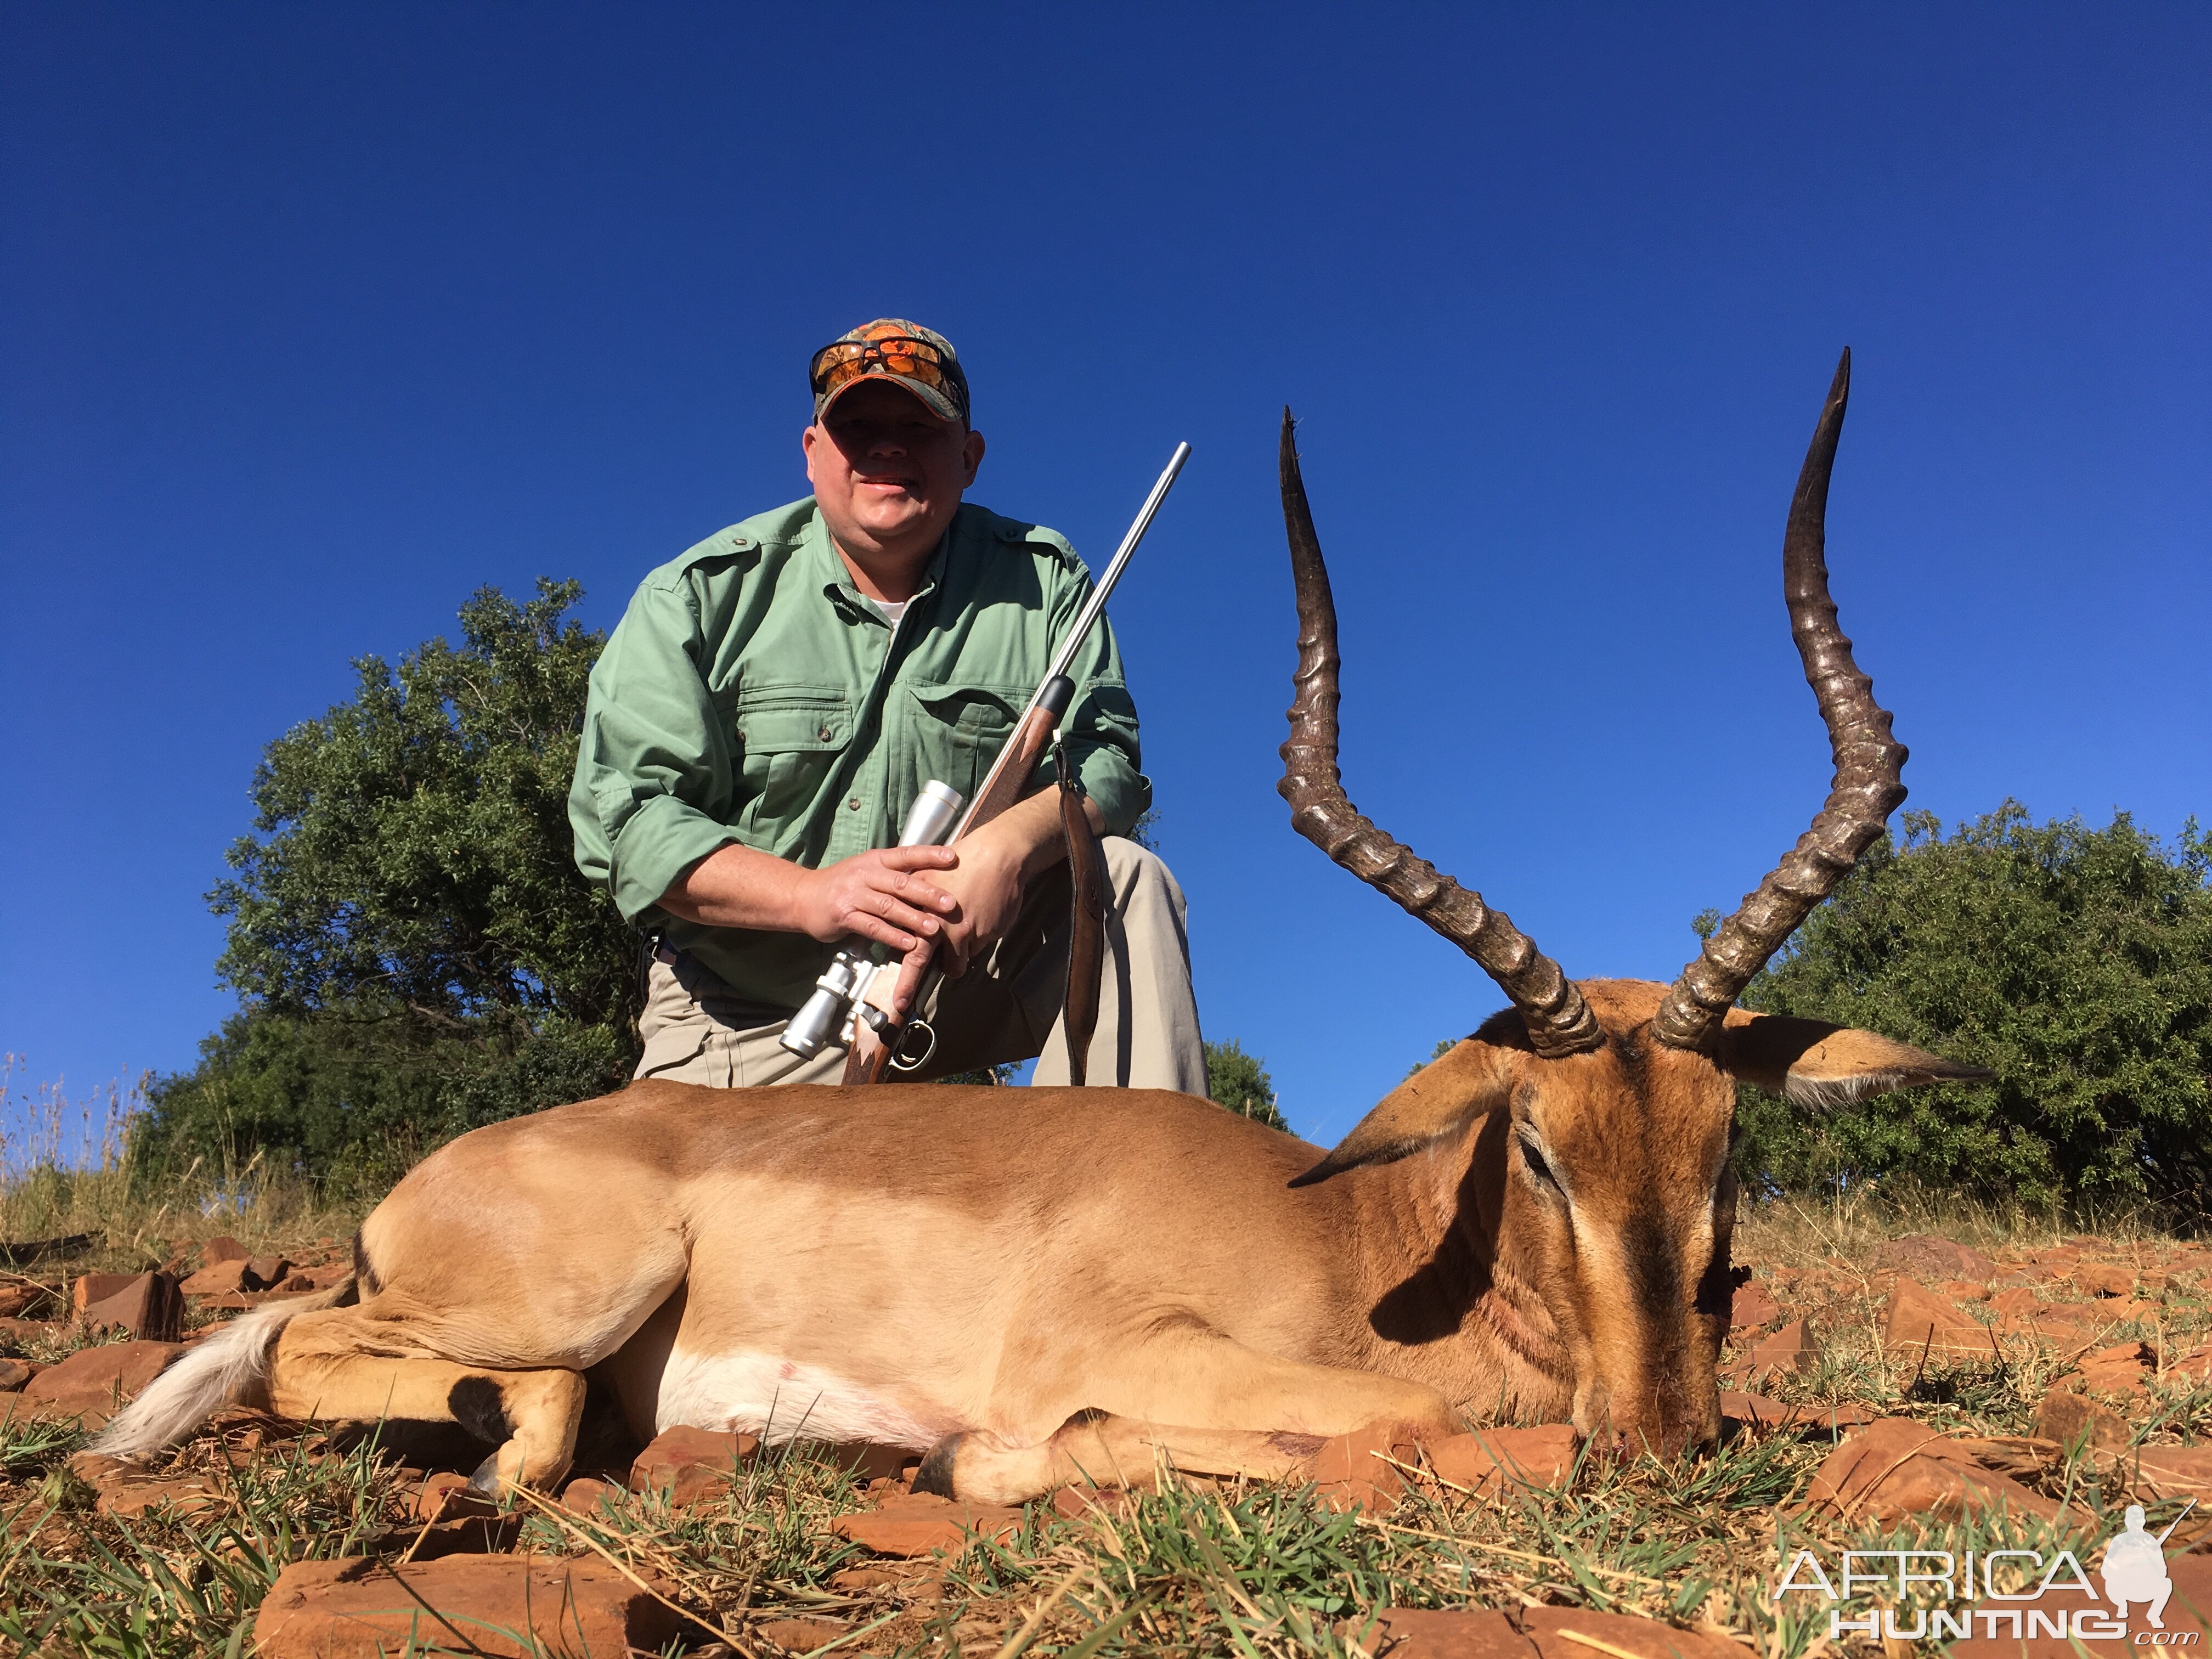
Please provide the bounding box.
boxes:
[913,1433,965,1499]
[466,1452,504,1499]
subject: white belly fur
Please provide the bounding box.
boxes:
[656,1348,947,1449]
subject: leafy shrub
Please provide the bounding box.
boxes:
[1733,802,2211,1216]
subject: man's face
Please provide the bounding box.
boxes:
[803,379,985,566]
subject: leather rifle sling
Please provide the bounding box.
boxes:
[1056,733,1110,1087]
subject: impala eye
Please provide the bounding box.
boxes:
[1518,1133,1562,1193]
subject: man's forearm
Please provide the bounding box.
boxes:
[658,843,811,930]
[992,785,1107,882]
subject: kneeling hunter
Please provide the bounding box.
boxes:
[568,319,1206,1091]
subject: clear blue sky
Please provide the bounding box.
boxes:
[4,5,2207,1147]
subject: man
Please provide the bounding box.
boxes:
[569,319,1206,1092]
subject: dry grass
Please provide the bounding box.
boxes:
[1,1070,2207,1656]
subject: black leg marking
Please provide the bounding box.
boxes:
[447,1375,512,1447]
[351,1230,381,1296]
[912,1432,965,1499]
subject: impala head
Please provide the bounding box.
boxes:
[1277,353,1989,1458]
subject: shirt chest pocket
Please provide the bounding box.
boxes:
[906,682,1026,803]
[732,687,851,846]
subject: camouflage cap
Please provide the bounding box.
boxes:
[809,319,971,426]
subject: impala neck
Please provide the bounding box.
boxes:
[1341,1111,1574,1408]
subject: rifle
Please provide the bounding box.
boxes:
[777,442,1192,1081]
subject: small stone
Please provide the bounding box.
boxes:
[244,1256,293,1291]
[1346,1607,1532,1658]
[94,1472,227,1521]
[1307,1419,1425,1513]
[80,1271,185,1342]
[16,1340,184,1427]
[251,1555,680,1658]
[1874,1234,2000,1282]
[1424,1425,1579,1494]
[200,1235,249,1265]
[1802,1417,2062,1523]
[559,1476,623,1514]
[71,1272,140,1314]
[2033,1387,2131,1452]
[1743,1319,1818,1376]
[1519,1606,1748,1659]
[2074,1262,2135,1297]
[413,1469,499,1523]
[180,1258,251,1297]
[817,1440,919,1483]
[757,1617,850,1652]
[629,1424,761,1506]
[294,1262,354,1289]
[1730,1279,1782,1330]
[2075,1340,2155,1395]
[1883,1278,1996,1358]
[0,1282,53,1318]
[1721,1392,1874,1432]
[2135,1446,2212,1503]
[0,1357,34,1392]
[827,1565,908,1591]
[831,1492,1021,1556]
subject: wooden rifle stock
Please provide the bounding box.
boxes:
[840,686,1072,1085]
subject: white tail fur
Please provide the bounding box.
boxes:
[92,1277,356,1460]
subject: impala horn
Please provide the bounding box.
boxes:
[1651,349,1908,1051]
[1277,409,1601,1058]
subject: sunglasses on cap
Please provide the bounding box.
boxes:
[808,334,965,419]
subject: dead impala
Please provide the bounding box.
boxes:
[103,351,1985,1502]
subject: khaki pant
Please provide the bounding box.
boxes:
[634,839,1207,1093]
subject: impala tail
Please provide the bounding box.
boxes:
[93,1276,358,1459]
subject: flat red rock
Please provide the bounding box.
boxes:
[1721,1391,1875,1432]
[13,1339,183,1427]
[831,1492,1021,1556]
[2134,1445,2212,1502]
[1730,1279,1782,1330]
[1741,1319,1818,1377]
[1351,1606,1743,1659]
[80,1271,184,1342]
[252,1555,680,1658]
[629,1424,762,1505]
[179,1257,251,1296]
[1884,1278,1999,1358]
[1802,1417,2063,1524]
[1424,1425,1579,1495]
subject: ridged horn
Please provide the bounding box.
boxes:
[1277,409,1601,1059]
[1652,349,1908,1051]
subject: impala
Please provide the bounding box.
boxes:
[104,351,1984,1502]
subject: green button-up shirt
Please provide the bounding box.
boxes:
[569,496,1147,1010]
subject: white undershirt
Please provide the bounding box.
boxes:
[859,594,911,627]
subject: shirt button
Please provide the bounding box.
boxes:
[848,796,862,810]
[817,725,833,741]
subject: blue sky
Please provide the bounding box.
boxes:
[4,5,2207,1147]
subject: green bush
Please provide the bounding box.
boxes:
[1205,1039,1286,1131]
[1732,802,2211,1217]
[137,580,636,1187]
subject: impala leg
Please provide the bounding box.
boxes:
[919,1331,1463,1504]
[268,1307,586,1493]
[917,1412,1329,1505]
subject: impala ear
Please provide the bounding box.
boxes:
[1717,1010,1991,1107]
[1289,1039,1517,1188]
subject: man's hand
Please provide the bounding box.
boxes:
[793,846,959,953]
[884,786,1105,1013]
[659,842,957,955]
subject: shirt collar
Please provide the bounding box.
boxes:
[807,499,950,624]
